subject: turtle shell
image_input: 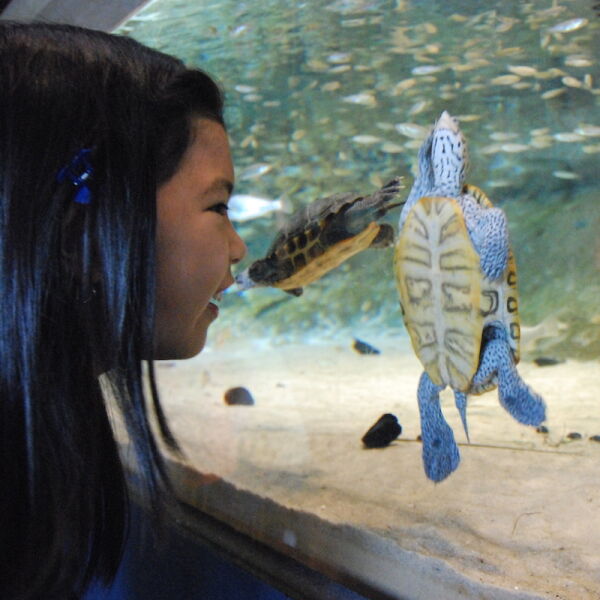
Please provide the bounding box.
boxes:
[395,196,482,392]
[395,191,520,393]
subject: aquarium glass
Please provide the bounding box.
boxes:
[120,1,600,598]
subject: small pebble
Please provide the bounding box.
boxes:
[536,425,549,434]
[362,413,401,448]
[416,434,422,442]
[589,435,600,443]
[224,386,255,406]
[566,432,582,440]
[353,338,381,355]
[533,357,563,366]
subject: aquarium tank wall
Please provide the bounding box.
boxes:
[117,1,600,598]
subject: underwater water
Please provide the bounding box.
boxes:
[122,0,600,360]
[121,3,600,598]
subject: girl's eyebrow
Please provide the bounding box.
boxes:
[205,177,234,196]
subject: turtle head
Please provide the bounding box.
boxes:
[235,257,281,291]
[400,111,469,229]
[430,110,469,196]
[234,267,257,291]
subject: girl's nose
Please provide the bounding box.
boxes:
[230,225,247,265]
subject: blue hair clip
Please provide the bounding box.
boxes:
[57,148,93,205]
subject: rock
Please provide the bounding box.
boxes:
[224,387,255,406]
[536,425,549,434]
[533,357,563,366]
[566,432,582,440]
[353,338,381,355]
[362,413,401,448]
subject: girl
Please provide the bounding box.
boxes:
[0,21,245,598]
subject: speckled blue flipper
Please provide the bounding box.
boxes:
[473,332,546,426]
[417,372,460,482]
[460,198,509,281]
[453,390,470,442]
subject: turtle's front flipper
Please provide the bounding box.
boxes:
[417,372,460,482]
[461,198,509,280]
[473,329,546,426]
[453,390,470,442]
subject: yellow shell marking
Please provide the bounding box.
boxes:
[395,197,483,392]
[275,221,381,290]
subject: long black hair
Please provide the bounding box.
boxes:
[0,22,224,599]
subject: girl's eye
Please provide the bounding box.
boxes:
[209,202,229,216]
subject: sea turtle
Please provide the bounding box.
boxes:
[236,177,403,296]
[394,111,546,482]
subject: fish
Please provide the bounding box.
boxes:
[541,88,566,99]
[562,76,583,88]
[500,143,530,153]
[565,56,593,68]
[548,18,589,33]
[553,132,585,142]
[411,65,445,75]
[238,163,272,180]
[395,122,428,139]
[389,77,417,96]
[329,65,351,74]
[342,92,377,107]
[582,144,600,153]
[408,100,430,115]
[552,170,580,180]
[508,65,538,77]
[490,132,518,141]
[235,84,256,94]
[228,194,290,222]
[352,134,381,145]
[381,142,404,153]
[321,81,341,92]
[490,74,521,85]
[327,52,352,63]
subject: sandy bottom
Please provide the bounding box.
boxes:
[154,338,600,599]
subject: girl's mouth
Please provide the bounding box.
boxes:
[207,289,224,316]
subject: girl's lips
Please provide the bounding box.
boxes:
[206,301,219,317]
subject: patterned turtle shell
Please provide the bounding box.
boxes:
[394,185,520,395]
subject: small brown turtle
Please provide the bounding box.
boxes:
[235,177,403,296]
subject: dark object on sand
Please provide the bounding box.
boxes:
[533,357,563,366]
[353,338,381,355]
[566,432,582,440]
[536,425,549,434]
[362,413,402,448]
[224,386,255,406]
[589,435,600,443]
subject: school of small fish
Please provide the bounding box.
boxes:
[122,0,600,206]
[122,0,600,357]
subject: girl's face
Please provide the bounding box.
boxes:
[154,118,246,359]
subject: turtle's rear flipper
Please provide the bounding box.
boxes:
[344,177,403,233]
[418,372,460,482]
[474,336,546,426]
